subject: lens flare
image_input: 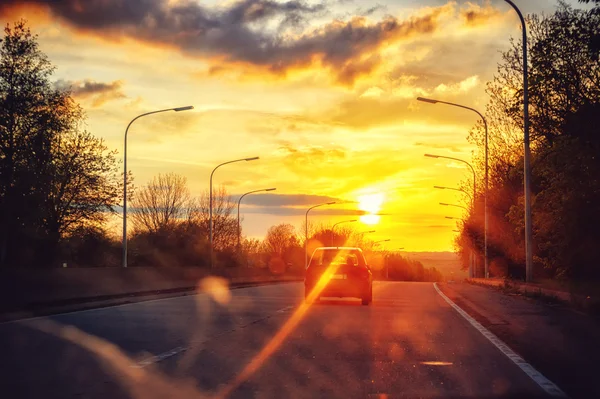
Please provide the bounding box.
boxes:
[215,263,339,398]
[199,276,231,305]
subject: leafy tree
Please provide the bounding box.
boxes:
[0,21,121,267]
[48,121,122,241]
[464,3,600,281]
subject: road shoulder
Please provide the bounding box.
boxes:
[438,282,600,399]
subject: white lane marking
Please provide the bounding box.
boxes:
[433,283,567,397]
[133,346,188,368]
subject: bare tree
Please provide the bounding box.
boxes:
[193,186,238,250]
[265,223,297,256]
[130,173,191,233]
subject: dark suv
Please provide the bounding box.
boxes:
[305,247,373,305]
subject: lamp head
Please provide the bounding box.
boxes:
[173,105,194,112]
[417,97,438,104]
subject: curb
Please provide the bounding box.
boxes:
[0,277,302,322]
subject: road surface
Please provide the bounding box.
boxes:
[0,281,558,398]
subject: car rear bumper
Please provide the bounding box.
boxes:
[305,278,370,299]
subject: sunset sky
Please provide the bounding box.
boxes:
[0,0,581,251]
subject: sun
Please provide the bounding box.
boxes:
[357,192,385,225]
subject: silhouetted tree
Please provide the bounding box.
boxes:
[0,21,121,267]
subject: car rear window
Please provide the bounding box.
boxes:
[310,249,366,268]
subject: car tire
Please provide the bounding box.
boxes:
[361,286,372,306]
[305,286,314,302]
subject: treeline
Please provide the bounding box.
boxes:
[456,2,600,283]
[385,254,443,282]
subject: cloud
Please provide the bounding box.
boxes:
[55,79,126,107]
[461,3,503,27]
[238,193,342,207]
[414,142,462,153]
[276,143,348,165]
[241,206,367,217]
[433,75,480,94]
[233,193,367,217]
[3,0,449,86]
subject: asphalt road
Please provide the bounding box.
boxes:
[0,281,557,398]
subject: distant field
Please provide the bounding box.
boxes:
[401,251,467,279]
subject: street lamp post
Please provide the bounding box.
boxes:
[425,154,476,210]
[122,105,193,268]
[331,220,358,246]
[504,0,532,282]
[418,97,489,278]
[237,188,276,249]
[210,157,259,268]
[445,216,475,277]
[374,239,391,279]
[427,154,478,277]
[434,185,472,200]
[305,202,336,268]
[374,239,391,244]
[440,202,469,213]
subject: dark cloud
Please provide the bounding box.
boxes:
[361,5,386,17]
[3,0,445,86]
[55,79,125,106]
[461,5,502,27]
[241,206,366,217]
[236,193,343,207]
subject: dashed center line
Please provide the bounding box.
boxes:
[134,346,188,368]
[132,304,294,368]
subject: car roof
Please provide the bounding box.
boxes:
[313,247,363,251]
